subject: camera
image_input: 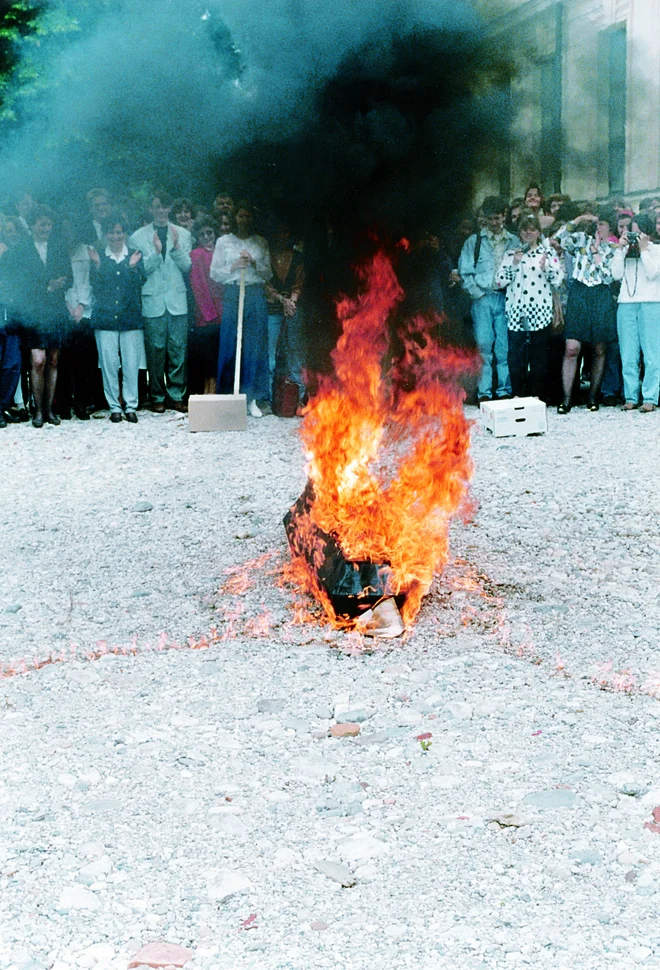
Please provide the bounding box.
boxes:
[627,231,641,258]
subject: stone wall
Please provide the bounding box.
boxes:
[473,0,660,204]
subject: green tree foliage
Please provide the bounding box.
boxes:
[0,1,87,122]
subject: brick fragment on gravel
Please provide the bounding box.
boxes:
[128,941,193,968]
[330,722,360,737]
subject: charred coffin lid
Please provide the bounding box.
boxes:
[283,484,406,619]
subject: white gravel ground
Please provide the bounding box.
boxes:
[1,404,659,970]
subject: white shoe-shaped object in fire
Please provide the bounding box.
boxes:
[248,399,263,418]
[354,597,404,638]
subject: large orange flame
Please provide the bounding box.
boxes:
[292,246,480,628]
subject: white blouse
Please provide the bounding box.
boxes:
[66,243,92,320]
[496,243,564,331]
[210,233,272,286]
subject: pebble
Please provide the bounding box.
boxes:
[57,886,101,912]
[523,789,578,809]
[446,701,473,720]
[206,870,253,901]
[338,834,388,864]
[82,943,114,964]
[256,698,285,714]
[567,849,602,865]
[313,861,356,886]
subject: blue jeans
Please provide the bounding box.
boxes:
[471,291,511,398]
[276,310,305,392]
[0,330,21,410]
[218,284,269,401]
[267,312,284,400]
[617,302,660,405]
[601,338,623,399]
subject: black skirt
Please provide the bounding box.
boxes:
[564,281,617,343]
[21,319,64,350]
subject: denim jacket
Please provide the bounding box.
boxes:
[458,229,520,300]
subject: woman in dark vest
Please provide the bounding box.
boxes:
[88,212,146,423]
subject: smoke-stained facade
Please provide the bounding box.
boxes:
[475,0,660,204]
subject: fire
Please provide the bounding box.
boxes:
[291,246,480,628]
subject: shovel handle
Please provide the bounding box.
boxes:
[233,268,246,396]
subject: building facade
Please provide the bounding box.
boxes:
[474,0,660,205]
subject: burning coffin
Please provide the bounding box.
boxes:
[283,247,480,636]
[284,484,405,623]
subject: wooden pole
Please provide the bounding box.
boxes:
[233,268,246,397]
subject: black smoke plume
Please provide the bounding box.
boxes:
[0,0,512,220]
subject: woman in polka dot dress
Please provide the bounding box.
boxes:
[495,212,564,399]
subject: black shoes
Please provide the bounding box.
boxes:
[587,401,599,412]
[110,412,123,423]
[74,405,90,421]
[125,411,138,424]
[0,412,6,429]
[557,402,571,414]
[477,395,492,404]
[30,410,58,426]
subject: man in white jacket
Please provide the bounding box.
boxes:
[129,192,192,413]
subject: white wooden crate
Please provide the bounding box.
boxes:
[480,397,547,437]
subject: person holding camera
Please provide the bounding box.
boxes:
[611,212,660,412]
[554,208,618,412]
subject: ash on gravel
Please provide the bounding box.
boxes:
[0,405,659,970]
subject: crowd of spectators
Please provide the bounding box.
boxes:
[454,185,660,413]
[0,182,658,430]
[0,188,304,428]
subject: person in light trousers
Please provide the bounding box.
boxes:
[611,212,660,413]
[89,213,147,423]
